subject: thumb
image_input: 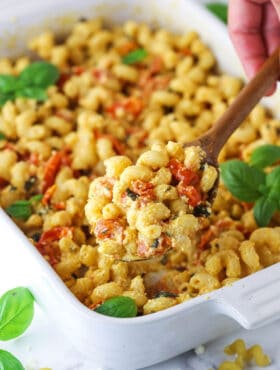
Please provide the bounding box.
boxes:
[271,0,280,18]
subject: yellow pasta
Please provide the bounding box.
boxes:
[218,362,242,370]
[217,339,271,369]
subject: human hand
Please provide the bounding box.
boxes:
[228,0,280,94]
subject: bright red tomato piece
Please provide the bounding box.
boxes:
[168,159,199,186]
[177,183,201,207]
[42,151,66,193]
[94,219,124,240]
[130,180,155,201]
[35,226,73,265]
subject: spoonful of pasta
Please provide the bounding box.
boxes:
[85,47,280,262]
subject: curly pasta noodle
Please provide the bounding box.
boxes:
[217,339,270,369]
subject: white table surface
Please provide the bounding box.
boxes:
[2,0,280,369]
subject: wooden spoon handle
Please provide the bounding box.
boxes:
[200,47,280,161]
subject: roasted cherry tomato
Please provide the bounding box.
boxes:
[130,180,155,201]
[35,226,73,265]
[42,149,71,193]
[168,159,199,186]
[94,219,124,241]
[177,183,201,207]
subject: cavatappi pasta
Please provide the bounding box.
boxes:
[217,339,270,369]
[0,19,280,315]
[85,143,217,260]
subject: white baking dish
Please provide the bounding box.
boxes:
[1,1,280,369]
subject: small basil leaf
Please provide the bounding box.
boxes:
[95,296,137,318]
[0,93,15,107]
[250,144,280,169]
[19,61,59,88]
[122,49,148,65]
[0,287,34,340]
[253,196,277,227]
[0,132,6,140]
[24,176,37,192]
[0,349,25,370]
[16,87,47,101]
[206,3,228,24]
[220,160,265,202]
[30,194,43,203]
[126,188,138,201]
[5,200,32,221]
[0,75,17,93]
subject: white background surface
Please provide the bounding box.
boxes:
[1,0,280,369]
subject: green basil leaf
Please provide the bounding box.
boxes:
[265,167,280,201]
[266,166,280,187]
[5,200,32,221]
[30,194,43,203]
[220,160,265,202]
[253,196,277,227]
[0,93,15,107]
[0,349,25,370]
[206,3,228,24]
[95,296,137,318]
[122,49,148,65]
[16,87,47,101]
[258,183,269,196]
[250,144,280,169]
[0,75,17,93]
[268,185,280,201]
[0,132,6,140]
[19,61,59,88]
[0,287,34,341]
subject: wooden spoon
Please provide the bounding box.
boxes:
[123,48,280,262]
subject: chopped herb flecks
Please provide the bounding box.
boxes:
[31,232,41,242]
[24,176,37,192]
[193,204,211,217]
[126,188,138,201]
[155,291,177,298]
[151,239,159,248]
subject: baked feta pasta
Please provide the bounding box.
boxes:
[0,19,279,315]
[85,143,217,260]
